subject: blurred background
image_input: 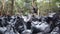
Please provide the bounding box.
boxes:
[0,0,60,16]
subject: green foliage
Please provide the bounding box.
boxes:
[36,0,60,15]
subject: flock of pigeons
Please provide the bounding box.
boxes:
[0,13,60,34]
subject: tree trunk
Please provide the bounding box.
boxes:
[2,0,5,16]
[32,0,38,15]
[11,0,14,15]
